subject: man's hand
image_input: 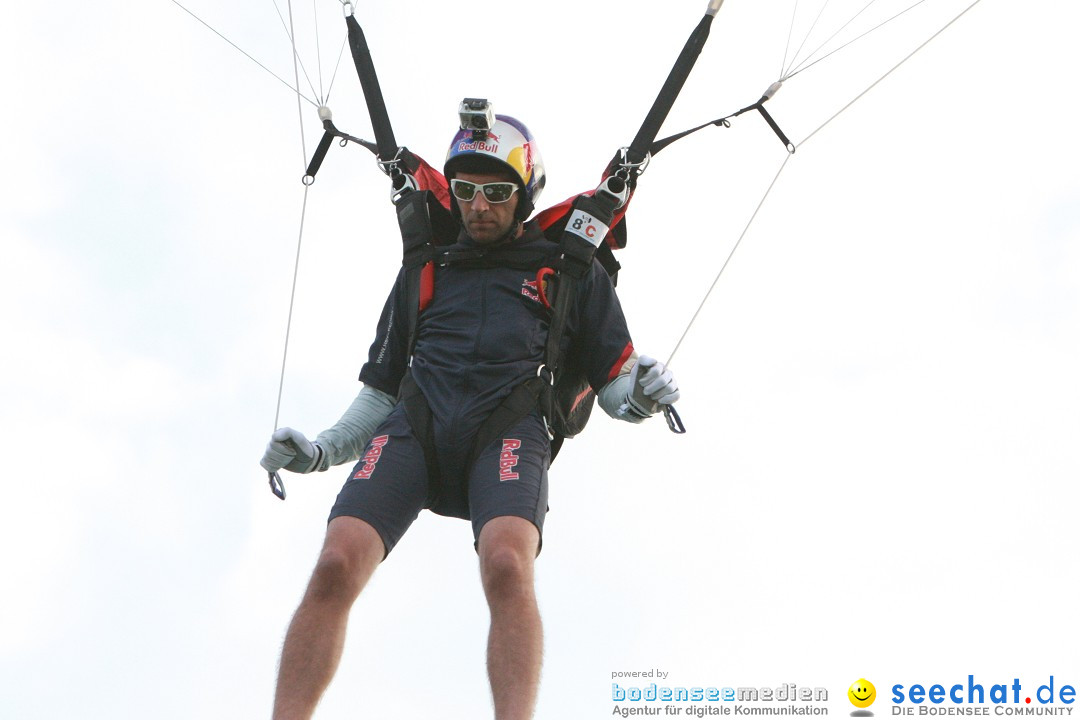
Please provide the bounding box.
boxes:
[627,355,680,416]
[260,427,324,474]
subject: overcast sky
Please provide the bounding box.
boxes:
[2,1,1077,718]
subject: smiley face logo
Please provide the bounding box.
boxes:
[848,679,876,709]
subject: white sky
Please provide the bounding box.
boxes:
[2,1,1077,718]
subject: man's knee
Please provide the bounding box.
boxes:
[306,517,384,604]
[478,517,539,599]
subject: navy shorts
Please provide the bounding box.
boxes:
[328,404,550,557]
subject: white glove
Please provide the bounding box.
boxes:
[626,355,680,417]
[260,427,324,474]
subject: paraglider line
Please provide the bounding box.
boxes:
[784,0,929,81]
[169,0,317,107]
[273,0,314,436]
[273,184,312,432]
[783,0,832,80]
[797,0,983,149]
[313,0,325,102]
[781,0,801,80]
[286,0,309,162]
[272,0,322,105]
[784,0,884,79]
[666,154,792,368]
[324,37,349,105]
[666,0,983,368]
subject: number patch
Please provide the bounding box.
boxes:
[565,209,609,248]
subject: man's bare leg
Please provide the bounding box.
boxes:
[478,516,543,720]
[272,517,385,720]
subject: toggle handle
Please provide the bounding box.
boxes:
[268,470,286,500]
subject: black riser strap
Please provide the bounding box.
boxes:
[650,97,794,157]
[755,104,795,153]
[629,13,715,161]
[346,14,397,161]
[305,129,337,179]
[304,119,379,181]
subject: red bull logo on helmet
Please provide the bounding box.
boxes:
[456,139,500,155]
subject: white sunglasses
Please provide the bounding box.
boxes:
[450,179,520,204]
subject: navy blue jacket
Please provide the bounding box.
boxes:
[359,221,634,445]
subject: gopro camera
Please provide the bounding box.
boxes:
[458,98,495,140]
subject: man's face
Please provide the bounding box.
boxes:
[453,171,521,245]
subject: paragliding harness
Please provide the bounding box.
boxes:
[392,175,630,470]
[270,1,729,498]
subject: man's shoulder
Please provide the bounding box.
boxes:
[521,219,560,251]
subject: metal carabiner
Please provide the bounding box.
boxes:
[390,172,418,204]
[536,364,555,385]
[615,146,651,180]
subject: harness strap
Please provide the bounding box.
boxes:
[396,190,457,354]
[400,371,552,489]
[543,272,579,385]
[468,376,551,468]
[398,371,441,498]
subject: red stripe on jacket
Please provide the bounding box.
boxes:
[608,342,635,382]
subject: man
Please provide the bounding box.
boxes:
[261,112,680,720]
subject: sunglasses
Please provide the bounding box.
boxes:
[450,179,519,204]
